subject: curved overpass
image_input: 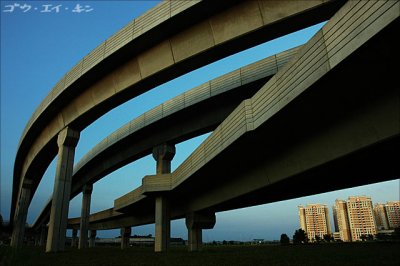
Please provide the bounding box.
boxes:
[67,0,399,234]
[32,47,299,230]
[11,0,343,224]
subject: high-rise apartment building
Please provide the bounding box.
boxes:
[374,203,389,230]
[373,201,400,230]
[298,206,307,232]
[346,196,377,241]
[333,196,378,241]
[384,201,400,229]
[298,204,331,241]
[333,200,352,242]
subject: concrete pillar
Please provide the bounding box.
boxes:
[39,225,47,246]
[152,143,175,252]
[71,228,78,247]
[121,227,131,249]
[78,184,93,249]
[187,227,202,251]
[185,212,216,252]
[46,127,80,253]
[155,196,170,252]
[89,230,96,248]
[10,179,33,248]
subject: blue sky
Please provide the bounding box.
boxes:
[1,1,398,241]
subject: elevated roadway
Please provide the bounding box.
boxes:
[17,0,393,253]
[32,47,299,230]
[11,0,344,228]
[73,0,399,232]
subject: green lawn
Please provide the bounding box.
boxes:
[1,242,399,266]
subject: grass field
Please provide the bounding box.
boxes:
[1,242,399,266]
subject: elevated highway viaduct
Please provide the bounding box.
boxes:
[70,0,399,251]
[32,47,299,244]
[11,0,344,252]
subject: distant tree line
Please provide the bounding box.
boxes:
[280,227,400,245]
[280,229,332,245]
[280,228,333,245]
[375,227,400,241]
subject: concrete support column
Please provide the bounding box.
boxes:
[10,179,33,248]
[155,196,170,252]
[121,227,131,249]
[185,212,216,252]
[152,143,175,252]
[78,184,93,249]
[187,227,202,251]
[89,230,96,248]
[39,225,47,246]
[71,228,78,247]
[46,127,80,253]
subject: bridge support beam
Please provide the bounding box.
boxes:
[10,179,33,248]
[71,228,78,247]
[185,212,216,252]
[46,127,80,253]
[89,230,96,248]
[79,184,93,249]
[152,143,175,252]
[121,227,131,249]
